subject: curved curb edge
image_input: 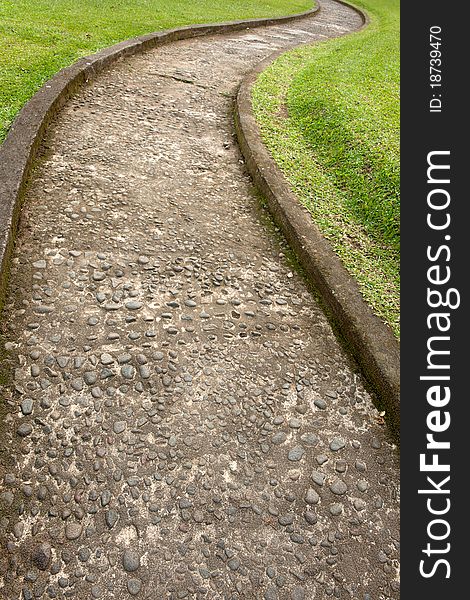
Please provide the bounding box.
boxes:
[0,3,321,310]
[233,1,400,438]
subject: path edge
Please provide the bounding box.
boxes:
[0,3,320,311]
[234,1,400,437]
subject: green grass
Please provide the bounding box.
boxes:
[252,0,400,337]
[0,0,312,143]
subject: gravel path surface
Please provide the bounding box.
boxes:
[0,1,399,598]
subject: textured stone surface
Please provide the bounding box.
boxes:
[0,1,399,598]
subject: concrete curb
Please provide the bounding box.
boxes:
[234,2,400,437]
[0,4,320,310]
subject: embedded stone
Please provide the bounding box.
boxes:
[17,423,32,437]
[121,365,135,379]
[329,437,345,451]
[330,479,347,495]
[288,446,304,461]
[20,399,33,415]
[105,510,119,529]
[305,488,320,505]
[127,578,142,595]
[272,432,287,445]
[65,523,82,540]
[113,421,126,434]
[32,543,51,571]
[122,549,140,572]
[100,353,114,365]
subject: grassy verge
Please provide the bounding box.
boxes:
[0,0,312,143]
[252,0,400,337]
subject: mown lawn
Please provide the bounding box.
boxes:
[252,0,400,336]
[0,0,312,142]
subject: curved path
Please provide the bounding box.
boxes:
[0,2,399,598]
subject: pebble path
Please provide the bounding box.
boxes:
[0,1,399,598]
